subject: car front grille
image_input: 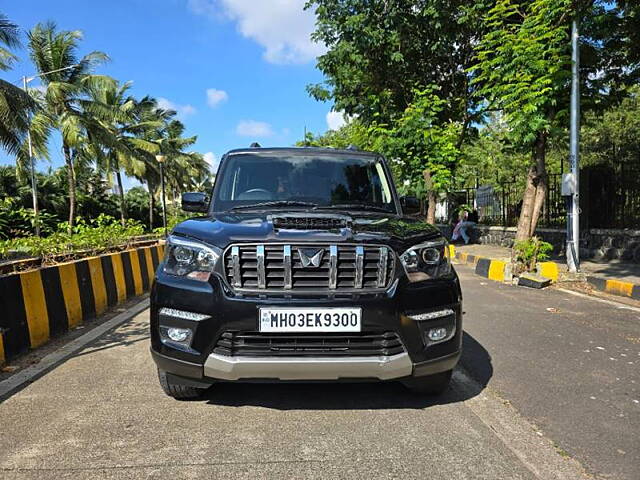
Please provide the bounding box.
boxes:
[223,244,395,292]
[213,331,405,357]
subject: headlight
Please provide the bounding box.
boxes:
[163,235,221,282]
[400,240,451,282]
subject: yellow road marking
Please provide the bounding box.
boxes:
[144,247,155,286]
[87,257,108,315]
[20,270,50,348]
[130,250,144,296]
[488,260,506,282]
[538,262,559,282]
[606,280,634,297]
[0,332,5,365]
[110,253,127,303]
[58,263,83,328]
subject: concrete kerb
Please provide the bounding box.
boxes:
[450,245,509,283]
[450,245,640,300]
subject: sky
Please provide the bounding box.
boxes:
[1,0,346,188]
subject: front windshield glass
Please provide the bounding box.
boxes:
[213,153,396,212]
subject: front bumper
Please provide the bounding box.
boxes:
[150,270,463,383]
[203,352,412,381]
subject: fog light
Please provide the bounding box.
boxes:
[428,327,448,342]
[167,327,191,342]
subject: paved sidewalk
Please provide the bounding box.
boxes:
[455,243,640,285]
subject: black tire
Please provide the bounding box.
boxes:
[402,370,453,396]
[157,368,206,400]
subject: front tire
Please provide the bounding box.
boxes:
[402,370,452,396]
[157,368,207,400]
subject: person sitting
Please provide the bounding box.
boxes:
[452,210,478,245]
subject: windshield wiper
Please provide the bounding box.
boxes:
[230,200,318,211]
[314,204,392,213]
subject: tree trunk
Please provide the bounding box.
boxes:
[116,168,126,226]
[148,182,155,231]
[63,144,76,234]
[515,131,548,241]
[426,191,437,225]
[423,169,437,224]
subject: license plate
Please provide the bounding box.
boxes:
[259,307,362,333]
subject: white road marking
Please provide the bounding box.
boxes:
[556,288,640,313]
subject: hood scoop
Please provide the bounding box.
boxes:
[271,213,351,230]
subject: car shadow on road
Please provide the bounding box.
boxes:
[200,331,492,410]
[73,321,149,358]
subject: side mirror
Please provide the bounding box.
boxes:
[400,195,420,215]
[181,192,208,213]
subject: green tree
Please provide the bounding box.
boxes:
[84,82,161,225]
[26,22,116,232]
[0,13,37,155]
[306,0,489,135]
[471,0,640,240]
[125,99,209,229]
[471,0,572,240]
[371,88,461,224]
[295,120,371,150]
[581,86,640,168]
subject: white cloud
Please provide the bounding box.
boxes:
[188,0,325,65]
[157,97,196,118]
[326,110,347,131]
[235,120,274,137]
[206,88,228,108]
[203,151,219,171]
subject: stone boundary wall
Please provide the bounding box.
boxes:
[438,224,640,263]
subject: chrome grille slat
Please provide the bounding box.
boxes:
[377,246,388,287]
[283,245,292,289]
[225,244,394,292]
[231,246,241,287]
[354,246,364,289]
[329,245,338,290]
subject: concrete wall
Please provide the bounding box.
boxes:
[0,244,165,365]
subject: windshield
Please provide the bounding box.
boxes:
[213,153,396,213]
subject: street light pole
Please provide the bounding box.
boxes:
[566,17,580,273]
[22,76,39,237]
[21,64,78,237]
[156,155,168,237]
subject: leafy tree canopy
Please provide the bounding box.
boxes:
[306,0,490,126]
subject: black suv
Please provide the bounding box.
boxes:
[150,147,462,399]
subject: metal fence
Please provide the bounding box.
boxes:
[448,163,640,230]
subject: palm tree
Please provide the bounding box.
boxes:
[84,82,161,225]
[127,100,210,229]
[26,21,116,231]
[0,13,38,155]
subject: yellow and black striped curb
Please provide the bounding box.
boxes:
[0,244,165,366]
[450,245,640,300]
[449,245,558,283]
[449,246,509,283]
[586,276,640,300]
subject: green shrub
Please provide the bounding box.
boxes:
[0,214,151,263]
[512,236,553,274]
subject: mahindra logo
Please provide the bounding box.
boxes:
[298,248,324,268]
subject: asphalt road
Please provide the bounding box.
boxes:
[458,267,640,480]
[0,266,637,479]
